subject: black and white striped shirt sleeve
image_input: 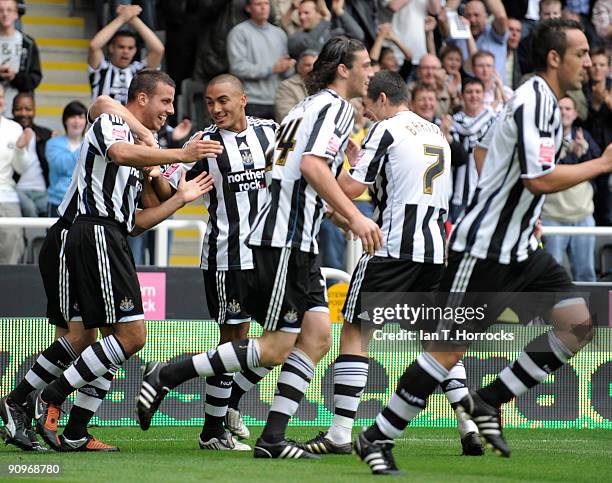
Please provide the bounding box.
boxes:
[90,113,132,162]
[303,99,354,161]
[514,88,557,180]
[348,122,394,185]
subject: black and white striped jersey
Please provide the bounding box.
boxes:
[450,75,563,264]
[451,107,497,208]
[247,88,354,254]
[162,117,277,270]
[89,59,147,105]
[74,113,142,233]
[349,110,451,264]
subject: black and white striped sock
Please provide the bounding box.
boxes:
[440,360,478,437]
[478,330,573,407]
[41,335,127,405]
[364,353,447,441]
[260,349,315,444]
[228,367,271,410]
[201,373,233,438]
[8,337,78,406]
[62,367,118,440]
[160,339,261,389]
[326,354,369,445]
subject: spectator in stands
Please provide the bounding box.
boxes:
[0,0,41,117]
[518,0,562,75]
[506,17,522,89]
[384,0,440,68]
[88,4,164,104]
[369,22,413,80]
[584,47,612,226]
[542,96,601,282]
[274,49,316,121]
[227,0,294,120]
[440,0,509,84]
[408,54,460,117]
[440,44,465,103]
[12,92,52,217]
[592,0,612,62]
[0,83,30,263]
[45,101,87,217]
[342,0,379,49]
[449,77,496,222]
[472,50,512,112]
[287,0,364,59]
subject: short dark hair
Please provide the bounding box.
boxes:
[127,70,176,103]
[590,46,608,59]
[531,18,583,73]
[62,100,87,130]
[472,50,495,65]
[12,91,34,109]
[462,77,485,90]
[207,73,245,93]
[304,36,366,95]
[411,82,437,100]
[110,30,137,45]
[367,70,409,106]
[440,44,463,62]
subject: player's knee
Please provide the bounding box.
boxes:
[115,321,147,356]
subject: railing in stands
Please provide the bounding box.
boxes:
[1,217,612,272]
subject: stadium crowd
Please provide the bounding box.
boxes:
[0,0,611,280]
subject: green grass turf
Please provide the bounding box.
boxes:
[0,427,610,482]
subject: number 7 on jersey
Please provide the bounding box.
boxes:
[423,145,445,195]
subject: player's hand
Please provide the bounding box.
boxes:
[134,130,158,148]
[142,166,162,180]
[346,139,360,167]
[176,170,214,203]
[180,133,223,162]
[602,142,612,172]
[16,127,34,149]
[348,213,383,256]
[171,119,192,141]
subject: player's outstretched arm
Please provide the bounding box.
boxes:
[90,96,156,147]
[524,142,612,195]
[108,133,222,167]
[132,170,213,235]
[301,154,383,255]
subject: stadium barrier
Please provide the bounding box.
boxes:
[0,319,610,428]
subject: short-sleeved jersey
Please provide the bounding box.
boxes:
[450,75,563,264]
[162,117,277,270]
[75,113,142,233]
[89,59,147,105]
[349,110,451,264]
[451,107,497,208]
[247,88,354,254]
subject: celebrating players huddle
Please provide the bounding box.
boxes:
[2,19,612,476]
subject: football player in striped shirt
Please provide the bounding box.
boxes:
[22,71,221,452]
[148,74,278,451]
[137,37,383,459]
[355,19,612,474]
[302,70,484,459]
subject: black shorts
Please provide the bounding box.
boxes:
[66,216,144,329]
[38,217,80,328]
[435,249,580,337]
[342,254,444,324]
[203,269,252,324]
[244,247,328,333]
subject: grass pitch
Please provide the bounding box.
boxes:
[0,427,610,482]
